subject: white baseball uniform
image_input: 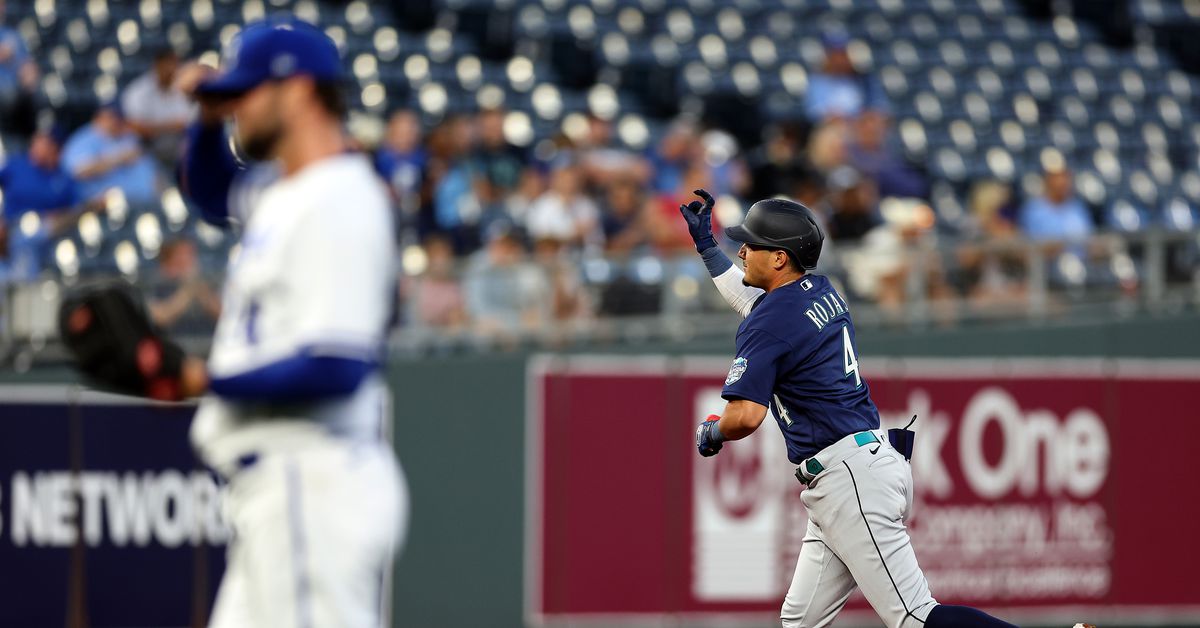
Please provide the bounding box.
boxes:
[191,153,407,628]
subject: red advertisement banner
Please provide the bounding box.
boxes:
[525,357,1200,626]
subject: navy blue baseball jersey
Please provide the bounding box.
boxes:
[721,274,879,463]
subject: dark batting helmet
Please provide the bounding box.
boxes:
[724,198,824,270]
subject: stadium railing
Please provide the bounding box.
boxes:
[2,228,1198,367]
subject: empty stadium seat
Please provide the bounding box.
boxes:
[6,0,1199,285]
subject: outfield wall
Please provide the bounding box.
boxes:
[392,313,1200,628]
[1,313,1198,627]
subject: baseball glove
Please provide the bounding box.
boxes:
[58,281,186,401]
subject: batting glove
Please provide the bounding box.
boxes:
[679,188,717,253]
[696,415,726,457]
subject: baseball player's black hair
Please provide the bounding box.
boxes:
[151,46,178,62]
[770,248,806,274]
[313,81,347,119]
[746,242,806,274]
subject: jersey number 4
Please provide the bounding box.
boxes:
[842,325,862,389]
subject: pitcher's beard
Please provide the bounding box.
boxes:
[239,127,281,161]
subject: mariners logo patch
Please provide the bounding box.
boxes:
[725,357,748,385]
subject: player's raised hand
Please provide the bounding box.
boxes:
[696,415,726,457]
[679,188,718,253]
[175,61,217,97]
[175,62,233,124]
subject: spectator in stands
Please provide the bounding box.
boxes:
[955,180,1028,313]
[0,125,80,222]
[406,235,466,331]
[1019,160,1094,244]
[0,125,94,280]
[147,238,221,331]
[645,160,716,253]
[429,114,483,253]
[649,119,699,194]
[805,31,887,122]
[0,0,37,137]
[506,166,547,227]
[532,237,591,340]
[746,121,812,201]
[806,119,851,175]
[699,129,750,199]
[600,175,649,254]
[470,107,529,232]
[525,162,602,250]
[471,107,526,196]
[579,113,649,187]
[848,109,927,199]
[789,166,828,211]
[463,226,546,346]
[122,48,194,165]
[375,109,427,233]
[824,167,881,243]
[836,190,954,323]
[62,102,160,203]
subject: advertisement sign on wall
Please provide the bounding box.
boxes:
[526,357,1200,626]
[0,386,224,627]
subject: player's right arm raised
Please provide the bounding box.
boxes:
[679,188,764,318]
[176,63,243,228]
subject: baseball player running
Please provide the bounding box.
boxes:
[59,18,405,627]
[680,190,1016,628]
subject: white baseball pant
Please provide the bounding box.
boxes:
[782,431,937,628]
[208,438,408,628]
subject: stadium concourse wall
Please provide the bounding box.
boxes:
[1,312,1199,628]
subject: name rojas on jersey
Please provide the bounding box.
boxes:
[802,288,850,331]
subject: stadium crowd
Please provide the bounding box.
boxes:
[0,4,1169,345]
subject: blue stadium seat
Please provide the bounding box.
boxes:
[1162,197,1199,231]
[6,0,1199,274]
[1106,199,1151,233]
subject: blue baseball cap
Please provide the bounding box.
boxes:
[196,18,342,98]
[98,98,125,119]
[42,122,70,146]
[821,30,850,50]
